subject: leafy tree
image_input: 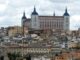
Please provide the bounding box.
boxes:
[7,52,21,60]
[0,56,4,60]
[25,55,31,60]
[7,53,12,60]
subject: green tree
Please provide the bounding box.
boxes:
[7,52,21,60]
[25,55,31,60]
[0,56,4,60]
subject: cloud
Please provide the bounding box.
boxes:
[0,0,79,30]
[70,15,80,30]
[48,0,75,3]
[0,0,9,13]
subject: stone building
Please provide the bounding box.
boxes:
[21,7,70,31]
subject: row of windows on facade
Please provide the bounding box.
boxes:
[40,25,63,29]
[40,22,63,29]
[32,24,63,29]
[40,21,63,25]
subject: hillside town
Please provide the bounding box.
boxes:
[0,7,80,60]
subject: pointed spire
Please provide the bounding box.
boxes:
[22,11,27,19]
[65,7,68,13]
[34,6,36,12]
[53,11,55,16]
[23,11,26,17]
[32,6,38,15]
[63,7,69,16]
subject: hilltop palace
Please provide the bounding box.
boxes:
[21,7,70,32]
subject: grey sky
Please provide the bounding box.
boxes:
[0,0,80,30]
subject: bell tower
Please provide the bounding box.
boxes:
[31,7,40,30]
[21,11,27,35]
[63,8,70,31]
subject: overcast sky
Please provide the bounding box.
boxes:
[0,0,80,30]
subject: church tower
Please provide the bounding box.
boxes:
[63,8,70,31]
[21,11,27,35]
[22,11,27,26]
[31,7,40,30]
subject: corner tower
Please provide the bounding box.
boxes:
[21,11,27,35]
[21,11,27,26]
[63,8,70,31]
[31,7,40,30]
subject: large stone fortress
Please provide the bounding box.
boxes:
[21,7,70,31]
